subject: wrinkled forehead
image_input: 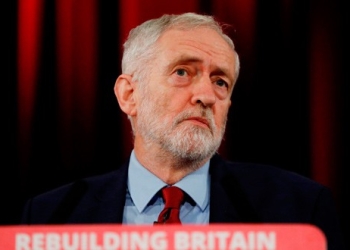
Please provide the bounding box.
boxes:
[159,26,234,49]
[155,27,237,76]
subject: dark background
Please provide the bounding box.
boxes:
[6,0,348,242]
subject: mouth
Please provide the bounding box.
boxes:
[183,117,210,129]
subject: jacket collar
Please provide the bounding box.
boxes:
[97,154,259,224]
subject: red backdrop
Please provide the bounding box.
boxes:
[7,0,348,238]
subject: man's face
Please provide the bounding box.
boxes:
[135,27,237,162]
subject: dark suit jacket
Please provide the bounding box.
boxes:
[21,154,345,250]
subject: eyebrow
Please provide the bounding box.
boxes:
[168,55,234,84]
[167,55,203,69]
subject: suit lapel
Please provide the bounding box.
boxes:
[89,161,129,223]
[80,155,260,224]
[209,154,260,223]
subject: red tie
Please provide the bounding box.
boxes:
[154,186,184,224]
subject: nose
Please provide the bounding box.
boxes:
[191,76,216,107]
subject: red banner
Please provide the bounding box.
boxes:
[0,223,326,250]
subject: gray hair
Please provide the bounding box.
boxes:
[121,12,240,85]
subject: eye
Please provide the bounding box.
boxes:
[215,79,228,88]
[175,68,187,76]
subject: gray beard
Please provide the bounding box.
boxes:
[136,96,226,165]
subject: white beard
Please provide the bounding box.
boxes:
[136,90,227,163]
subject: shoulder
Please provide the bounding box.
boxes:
[21,163,129,224]
[210,154,327,195]
[209,154,336,221]
[27,162,129,207]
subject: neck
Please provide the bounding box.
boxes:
[133,138,210,185]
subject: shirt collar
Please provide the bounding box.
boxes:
[128,150,210,213]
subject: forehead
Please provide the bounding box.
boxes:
[158,27,233,50]
[155,27,236,74]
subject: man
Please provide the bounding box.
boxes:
[21,12,344,250]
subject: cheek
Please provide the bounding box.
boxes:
[161,89,190,113]
[214,104,230,124]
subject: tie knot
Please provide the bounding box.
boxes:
[162,186,184,209]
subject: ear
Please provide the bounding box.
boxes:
[114,74,137,116]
